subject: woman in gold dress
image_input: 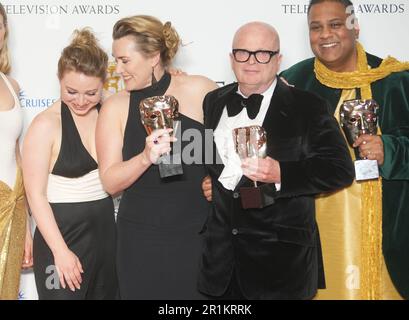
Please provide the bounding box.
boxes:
[0,3,33,300]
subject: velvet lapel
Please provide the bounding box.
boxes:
[207,83,238,130]
[205,83,238,178]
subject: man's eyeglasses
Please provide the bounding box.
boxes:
[232,49,280,64]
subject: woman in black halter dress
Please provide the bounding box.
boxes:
[23,29,117,300]
[96,15,217,299]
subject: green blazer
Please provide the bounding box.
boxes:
[281,54,409,299]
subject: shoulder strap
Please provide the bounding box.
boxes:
[0,72,19,102]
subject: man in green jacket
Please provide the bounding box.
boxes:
[281,0,409,299]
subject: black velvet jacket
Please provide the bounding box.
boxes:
[198,78,354,299]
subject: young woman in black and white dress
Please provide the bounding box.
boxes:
[23,29,117,300]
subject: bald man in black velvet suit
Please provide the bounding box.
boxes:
[198,22,354,300]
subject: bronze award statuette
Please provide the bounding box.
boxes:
[340,99,380,181]
[233,125,274,209]
[139,95,183,178]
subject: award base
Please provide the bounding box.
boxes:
[354,159,379,181]
[158,153,183,178]
[239,184,276,209]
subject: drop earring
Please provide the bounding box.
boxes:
[151,67,157,85]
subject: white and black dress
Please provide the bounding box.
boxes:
[33,102,117,300]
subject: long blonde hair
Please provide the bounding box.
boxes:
[112,15,180,67]
[0,3,11,74]
[58,28,108,81]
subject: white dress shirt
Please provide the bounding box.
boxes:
[214,79,281,191]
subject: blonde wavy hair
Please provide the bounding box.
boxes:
[112,15,180,67]
[58,28,108,81]
[0,3,11,74]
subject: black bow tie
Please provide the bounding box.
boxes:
[226,93,264,120]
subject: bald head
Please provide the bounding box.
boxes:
[233,22,280,51]
[230,21,282,96]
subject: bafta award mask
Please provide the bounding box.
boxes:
[232,125,272,209]
[340,99,380,181]
[340,99,379,146]
[139,95,183,178]
[232,125,267,160]
[139,95,179,135]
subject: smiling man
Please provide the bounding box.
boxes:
[281,0,409,299]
